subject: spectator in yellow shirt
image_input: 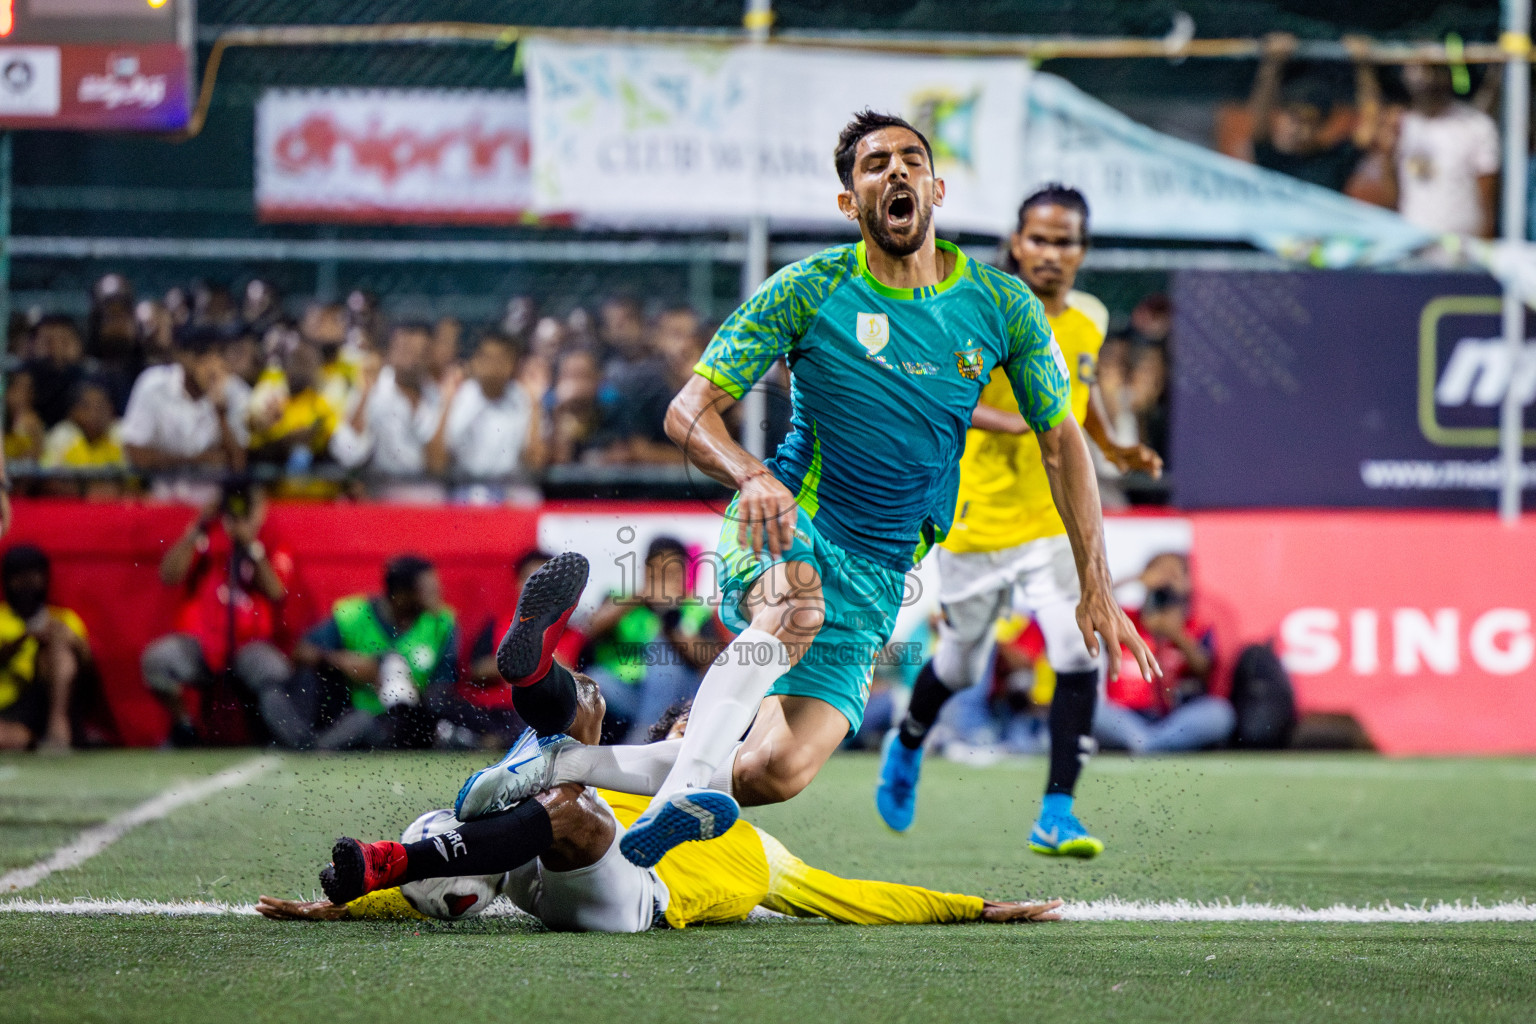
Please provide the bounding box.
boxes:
[39,381,127,499]
[0,545,93,752]
[249,339,343,495]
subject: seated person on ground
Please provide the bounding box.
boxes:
[0,545,94,752]
[141,487,296,748]
[258,681,1061,931]
[287,554,463,750]
[1093,552,1234,754]
[582,536,725,743]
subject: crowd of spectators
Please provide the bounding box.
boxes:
[3,271,1177,505]
[1240,33,1502,239]
[1,277,716,503]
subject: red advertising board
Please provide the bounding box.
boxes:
[1192,511,1536,755]
[0,43,189,131]
[255,89,568,225]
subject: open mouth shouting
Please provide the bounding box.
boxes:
[884,188,918,232]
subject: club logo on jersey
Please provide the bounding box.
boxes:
[856,312,890,355]
[1078,352,1097,385]
[954,346,984,380]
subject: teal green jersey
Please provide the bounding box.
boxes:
[695,239,1071,571]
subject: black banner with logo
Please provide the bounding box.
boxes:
[1171,270,1536,508]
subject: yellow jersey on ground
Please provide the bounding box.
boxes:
[601,789,770,928]
[343,788,982,929]
[941,290,1107,554]
[0,604,87,712]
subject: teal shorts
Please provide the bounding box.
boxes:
[715,498,906,733]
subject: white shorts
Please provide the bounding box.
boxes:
[937,534,1080,609]
[501,792,670,933]
[933,534,1096,682]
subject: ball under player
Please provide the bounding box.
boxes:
[875,186,1163,856]
[453,110,1158,870]
[276,675,1061,931]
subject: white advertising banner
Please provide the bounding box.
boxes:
[523,39,1029,232]
[255,89,544,224]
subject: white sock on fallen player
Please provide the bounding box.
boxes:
[646,628,787,813]
[549,739,682,794]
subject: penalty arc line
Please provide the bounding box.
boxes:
[1,896,1534,923]
[0,756,277,893]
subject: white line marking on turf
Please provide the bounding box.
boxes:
[0,756,276,893]
[2,895,1533,924]
[1060,898,1536,923]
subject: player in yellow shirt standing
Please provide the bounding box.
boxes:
[876,185,1161,856]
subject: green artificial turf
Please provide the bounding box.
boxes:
[1,750,1533,1023]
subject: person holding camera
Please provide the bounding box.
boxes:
[1092,552,1234,754]
[141,486,296,747]
[286,554,462,751]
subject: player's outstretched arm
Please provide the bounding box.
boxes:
[666,374,798,558]
[1037,415,1160,682]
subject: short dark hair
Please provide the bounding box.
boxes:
[477,330,527,360]
[34,313,82,337]
[383,554,434,598]
[645,536,688,565]
[1017,183,1091,239]
[834,109,934,191]
[176,326,226,357]
[1005,183,1091,272]
[648,699,692,743]
[66,378,111,410]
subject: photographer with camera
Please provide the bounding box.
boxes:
[141,482,297,747]
[1092,552,1234,754]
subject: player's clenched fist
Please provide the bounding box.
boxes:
[736,467,799,558]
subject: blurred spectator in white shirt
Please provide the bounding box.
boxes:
[329,323,448,500]
[1387,64,1499,237]
[427,332,548,502]
[121,329,250,476]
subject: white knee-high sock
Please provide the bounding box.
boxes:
[549,739,682,795]
[707,742,744,797]
[647,628,788,812]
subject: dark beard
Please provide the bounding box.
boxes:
[860,196,932,259]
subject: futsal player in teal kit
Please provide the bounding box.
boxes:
[453,110,1158,868]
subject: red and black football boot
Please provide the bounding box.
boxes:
[321,837,408,905]
[496,551,590,686]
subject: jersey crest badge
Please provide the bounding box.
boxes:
[954,346,984,380]
[855,312,890,355]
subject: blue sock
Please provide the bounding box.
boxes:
[1040,793,1073,818]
